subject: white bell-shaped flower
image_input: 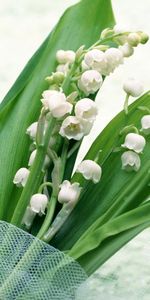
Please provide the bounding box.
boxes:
[121,133,146,153]
[141,115,150,135]
[123,78,144,97]
[28,150,50,168]
[78,70,103,95]
[56,63,69,76]
[76,160,102,183]
[119,43,134,57]
[41,90,73,118]
[22,206,36,229]
[26,122,38,140]
[30,193,48,215]
[121,151,141,172]
[56,50,75,64]
[105,48,124,69]
[13,168,30,187]
[59,116,87,140]
[84,49,108,73]
[58,180,81,204]
[75,98,98,122]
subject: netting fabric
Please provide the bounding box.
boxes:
[0,221,87,299]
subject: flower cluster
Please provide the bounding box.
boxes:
[12,25,149,238]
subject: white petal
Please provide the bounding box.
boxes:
[121,151,141,172]
[141,115,150,135]
[59,116,85,140]
[75,98,98,122]
[26,122,38,140]
[76,160,102,183]
[123,78,144,97]
[30,194,48,215]
[121,133,146,153]
[58,180,81,204]
[78,70,103,95]
[13,168,30,187]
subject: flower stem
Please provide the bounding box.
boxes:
[11,117,56,227]
[36,140,69,239]
[124,94,130,114]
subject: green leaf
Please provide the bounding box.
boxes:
[78,219,150,275]
[52,92,150,253]
[69,201,150,259]
[0,0,115,221]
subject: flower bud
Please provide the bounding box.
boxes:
[123,78,144,97]
[100,28,114,39]
[56,50,75,64]
[121,133,146,153]
[58,180,81,204]
[78,70,103,95]
[75,98,98,122]
[119,43,134,57]
[26,122,38,140]
[30,193,48,215]
[141,115,150,135]
[59,116,86,140]
[84,49,108,73]
[13,168,30,187]
[121,150,141,172]
[41,90,73,118]
[52,72,65,85]
[22,206,36,229]
[138,31,149,44]
[28,150,50,168]
[127,33,140,47]
[76,160,102,183]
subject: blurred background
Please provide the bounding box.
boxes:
[0,1,150,298]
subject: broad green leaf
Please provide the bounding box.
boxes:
[78,220,150,275]
[0,0,115,221]
[52,92,150,252]
[69,201,150,259]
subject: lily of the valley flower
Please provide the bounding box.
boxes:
[104,48,124,71]
[56,63,69,76]
[59,116,91,140]
[58,180,82,204]
[121,150,141,172]
[41,90,73,118]
[141,115,150,135]
[84,49,108,73]
[28,150,50,168]
[56,50,75,64]
[22,206,36,229]
[123,78,144,97]
[13,168,30,187]
[75,98,98,122]
[121,133,146,153]
[76,160,102,183]
[119,43,134,57]
[78,70,103,95]
[30,193,48,215]
[26,122,38,140]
